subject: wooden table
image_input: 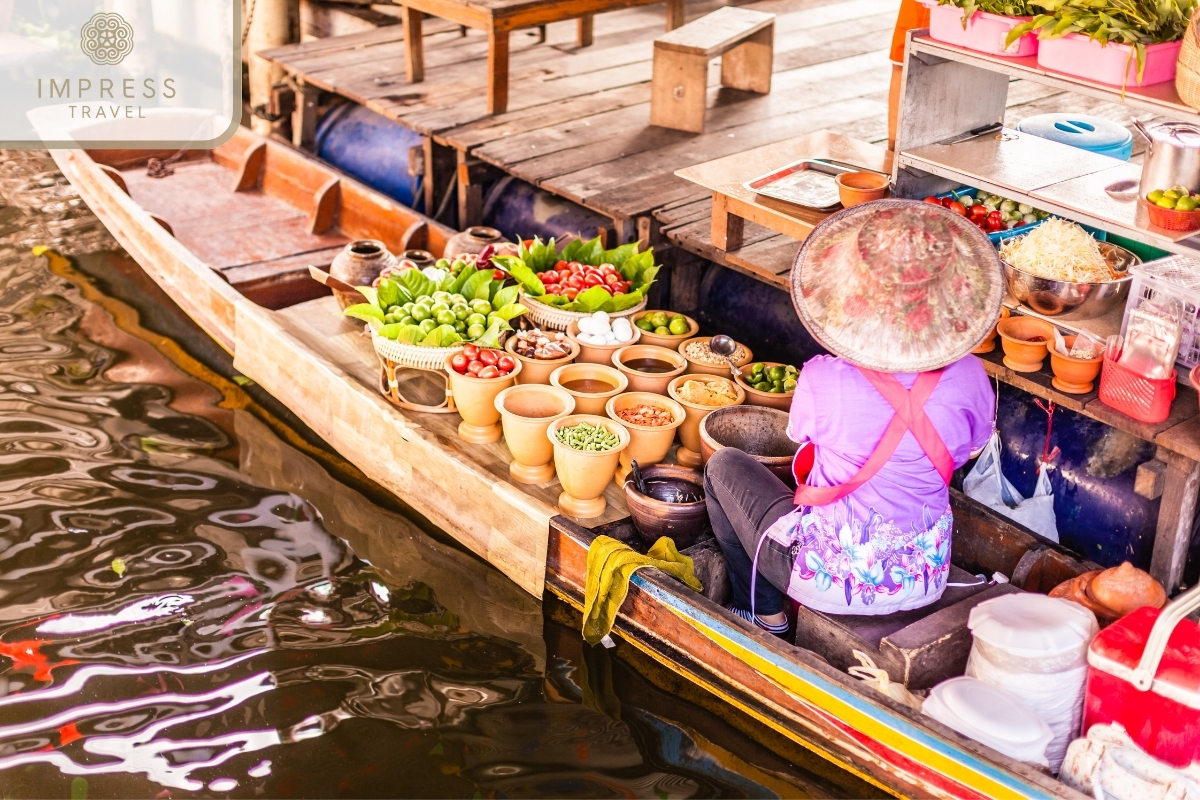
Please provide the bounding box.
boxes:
[674,130,892,250]
[402,0,686,114]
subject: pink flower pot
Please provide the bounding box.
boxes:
[923,2,1039,57]
[1037,34,1181,87]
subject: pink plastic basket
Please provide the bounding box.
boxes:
[1037,35,1181,87]
[1098,356,1177,423]
[923,2,1038,57]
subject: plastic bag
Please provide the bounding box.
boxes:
[963,432,1058,542]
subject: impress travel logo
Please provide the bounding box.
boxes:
[2,1,240,148]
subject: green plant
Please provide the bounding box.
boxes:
[1006,0,1196,81]
[938,0,1039,26]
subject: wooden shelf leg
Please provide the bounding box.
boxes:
[710,193,744,251]
[1150,451,1200,593]
[650,48,708,133]
[403,6,424,84]
[292,83,320,149]
[488,28,510,115]
[665,0,685,30]
[720,23,773,94]
[576,15,593,47]
[456,150,484,227]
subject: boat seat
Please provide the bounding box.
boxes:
[794,565,1020,690]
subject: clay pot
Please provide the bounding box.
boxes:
[442,226,507,259]
[668,374,745,468]
[444,354,521,443]
[630,311,700,349]
[623,464,708,549]
[973,307,1011,355]
[505,336,579,385]
[611,344,687,395]
[678,336,754,377]
[550,363,627,415]
[1049,570,1111,619]
[1087,562,1166,617]
[605,392,686,484]
[547,414,630,518]
[399,249,436,267]
[699,405,799,483]
[835,171,890,207]
[330,240,397,309]
[997,317,1056,373]
[566,320,641,365]
[735,361,796,411]
[495,384,575,484]
[1050,335,1103,394]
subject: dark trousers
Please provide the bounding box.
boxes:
[703,447,798,616]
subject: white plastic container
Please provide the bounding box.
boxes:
[923,677,1053,765]
[966,593,1098,772]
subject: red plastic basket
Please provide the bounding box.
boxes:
[1098,356,1176,423]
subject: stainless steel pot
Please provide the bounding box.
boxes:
[1135,119,1200,196]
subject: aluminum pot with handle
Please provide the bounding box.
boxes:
[1134,119,1200,196]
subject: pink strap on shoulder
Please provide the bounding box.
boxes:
[793,368,952,507]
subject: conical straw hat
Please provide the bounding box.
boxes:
[790,199,1004,373]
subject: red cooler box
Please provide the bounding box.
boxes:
[1082,584,1200,768]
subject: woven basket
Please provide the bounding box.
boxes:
[521,292,647,331]
[1178,15,1200,110]
[372,330,465,370]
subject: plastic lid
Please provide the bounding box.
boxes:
[1016,114,1133,150]
[924,677,1052,763]
[968,593,1098,659]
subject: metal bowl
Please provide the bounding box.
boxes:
[1002,242,1140,320]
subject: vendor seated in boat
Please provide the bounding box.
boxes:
[705,201,1002,637]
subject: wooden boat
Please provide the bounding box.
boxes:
[54,138,1093,799]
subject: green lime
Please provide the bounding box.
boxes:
[453,303,471,320]
[467,323,485,340]
[1157,197,1179,209]
[436,258,451,270]
[411,303,431,322]
[668,316,689,335]
[767,365,786,382]
[785,364,798,376]
[636,317,655,331]
[783,378,797,392]
[1163,190,1181,201]
[1173,185,1190,196]
[419,318,438,334]
[649,311,669,328]
[471,299,493,315]
[749,362,766,376]
[400,315,416,327]
[768,384,784,393]
[451,260,466,272]
[386,305,401,315]
[655,326,670,335]
[754,381,771,392]
[384,313,400,324]
[1178,196,1199,211]
[466,313,487,328]
[436,310,457,326]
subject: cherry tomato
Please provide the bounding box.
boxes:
[450,353,469,374]
[946,200,967,216]
[565,287,580,300]
[600,264,615,274]
[924,196,943,205]
[463,344,480,360]
[940,197,955,208]
[545,284,562,295]
[493,269,506,280]
[467,360,484,376]
[566,275,583,290]
[479,348,499,366]
[969,204,988,224]
[497,355,516,372]
[555,260,568,269]
[583,274,602,287]
[477,365,499,379]
[985,211,1005,232]
[569,263,584,275]
[541,271,558,284]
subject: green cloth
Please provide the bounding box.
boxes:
[582,535,703,646]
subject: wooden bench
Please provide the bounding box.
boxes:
[651,6,775,134]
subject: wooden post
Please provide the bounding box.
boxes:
[247,0,299,136]
[577,15,594,47]
[292,82,320,149]
[487,29,510,114]
[1150,451,1200,593]
[710,193,744,251]
[665,0,685,30]
[720,23,772,94]
[424,137,458,226]
[457,151,484,227]
[403,6,425,83]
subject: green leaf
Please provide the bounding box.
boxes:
[491,302,527,321]
[492,284,520,309]
[604,290,645,312]
[438,270,459,292]
[561,235,603,265]
[570,285,616,312]
[450,264,478,295]
[377,323,405,340]
[532,293,570,307]
[377,277,404,309]
[355,285,379,307]
[396,267,437,302]
[395,324,425,345]
[636,264,661,291]
[420,325,463,347]
[461,270,494,302]
[519,236,560,272]
[474,319,508,349]
[343,303,385,324]
[497,257,545,295]
[600,242,639,269]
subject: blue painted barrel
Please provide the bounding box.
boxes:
[693,264,1163,571]
[482,177,611,243]
[314,103,422,208]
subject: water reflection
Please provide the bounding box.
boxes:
[0,152,865,799]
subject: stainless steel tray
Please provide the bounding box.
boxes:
[743,159,873,210]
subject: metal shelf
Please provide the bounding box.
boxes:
[910,36,1200,125]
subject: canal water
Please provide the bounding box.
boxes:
[0,151,875,799]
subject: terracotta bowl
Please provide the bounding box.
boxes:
[630,310,700,349]
[678,336,754,377]
[605,392,686,484]
[1050,335,1103,394]
[667,374,745,468]
[549,363,627,415]
[444,354,522,443]
[611,344,687,395]
[973,307,1011,355]
[997,317,1056,373]
[735,362,796,411]
[566,319,641,365]
[1087,562,1166,617]
[835,171,890,208]
[698,405,799,483]
[505,336,580,385]
[494,384,575,484]
[547,414,630,519]
[624,464,708,549]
